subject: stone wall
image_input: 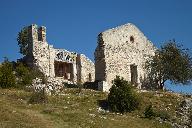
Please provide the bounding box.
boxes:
[54,49,78,82]
[25,24,95,85]
[77,54,95,83]
[95,23,155,91]
[29,24,50,76]
[33,40,50,76]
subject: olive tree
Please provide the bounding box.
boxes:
[145,40,192,89]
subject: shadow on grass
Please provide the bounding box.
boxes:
[64,81,99,90]
[83,82,98,90]
[98,99,109,110]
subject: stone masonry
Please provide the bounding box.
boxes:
[24,24,95,85]
[22,23,156,93]
[95,23,156,92]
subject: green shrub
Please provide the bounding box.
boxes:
[15,62,45,88]
[144,105,170,120]
[15,62,31,87]
[144,104,156,119]
[156,110,170,121]
[108,76,140,113]
[0,59,45,89]
[0,60,16,88]
[15,62,29,77]
[28,88,48,104]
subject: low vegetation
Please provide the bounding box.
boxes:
[144,104,156,119]
[108,76,140,113]
[0,87,184,128]
[28,89,48,104]
[0,65,186,127]
[0,58,16,88]
[0,58,45,89]
[144,104,170,121]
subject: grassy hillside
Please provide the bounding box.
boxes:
[0,88,183,128]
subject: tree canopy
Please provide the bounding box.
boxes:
[17,27,29,56]
[0,58,16,88]
[145,40,192,89]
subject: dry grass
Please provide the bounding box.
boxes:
[0,88,182,128]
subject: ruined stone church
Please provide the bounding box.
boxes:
[95,23,155,91]
[24,24,95,84]
[23,23,155,92]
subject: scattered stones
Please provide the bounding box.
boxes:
[89,113,96,118]
[99,116,107,119]
[173,98,192,128]
[31,77,65,95]
[97,107,109,113]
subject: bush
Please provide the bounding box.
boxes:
[28,88,48,104]
[15,62,29,77]
[144,104,156,119]
[0,59,45,89]
[144,105,170,120]
[15,62,30,87]
[156,110,170,121]
[0,59,16,88]
[15,62,45,88]
[108,76,140,113]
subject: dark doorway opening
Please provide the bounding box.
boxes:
[88,73,92,82]
[130,64,138,85]
[54,61,73,81]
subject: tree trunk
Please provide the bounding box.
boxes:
[159,83,164,90]
[159,80,166,90]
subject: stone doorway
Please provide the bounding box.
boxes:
[54,61,73,81]
[88,73,92,82]
[130,64,138,85]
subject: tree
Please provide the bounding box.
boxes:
[0,58,16,88]
[145,40,192,89]
[15,62,45,87]
[108,76,140,113]
[15,62,31,87]
[17,27,29,55]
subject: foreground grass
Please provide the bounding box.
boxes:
[0,88,182,128]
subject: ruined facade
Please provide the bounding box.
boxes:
[95,23,156,91]
[22,23,156,92]
[25,24,95,84]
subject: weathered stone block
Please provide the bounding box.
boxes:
[98,81,109,92]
